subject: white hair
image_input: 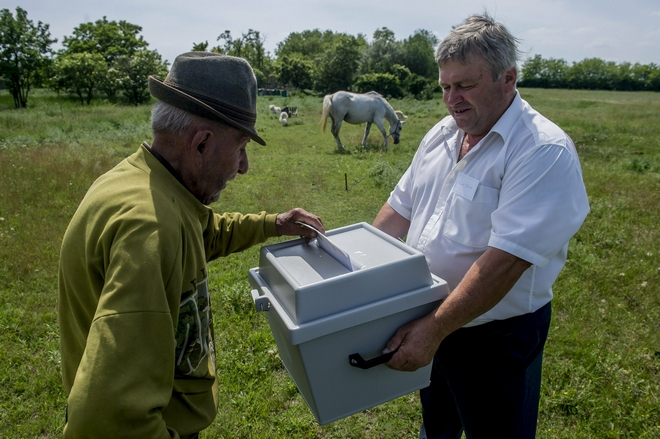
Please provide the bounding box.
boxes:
[436,12,522,80]
[151,101,226,136]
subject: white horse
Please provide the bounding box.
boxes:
[321,91,407,151]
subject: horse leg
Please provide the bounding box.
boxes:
[331,117,345,150]
[375,120,389,150]
[362,122,372,148]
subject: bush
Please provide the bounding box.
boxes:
[353,73,403,98]
[404,74,428,98]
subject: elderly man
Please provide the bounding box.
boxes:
[373,13,589,438]
[58,52,324,438]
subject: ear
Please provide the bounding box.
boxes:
[503,67,517,92]
[188,129,213,167]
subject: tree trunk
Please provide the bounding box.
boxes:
[86,86,94,105]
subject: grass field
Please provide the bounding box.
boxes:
[0,88,659,438]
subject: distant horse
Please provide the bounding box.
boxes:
[321,91,407,151]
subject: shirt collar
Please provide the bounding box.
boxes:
[142,141,191,191]
[489,90,523,142]
[433,90,523,148]
[139,142,209,214]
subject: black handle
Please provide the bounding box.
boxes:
[348,348,398,370]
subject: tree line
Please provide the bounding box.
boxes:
[0,7,440,108]
[0,8,168,108]
[1,7,658,109]
[205,27,441,100]
[519,54,660,91]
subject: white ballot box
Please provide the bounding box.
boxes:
[248,222,449,425]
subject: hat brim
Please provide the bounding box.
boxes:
[149,76,266,146]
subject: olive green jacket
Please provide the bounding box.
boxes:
[59,144,278,438]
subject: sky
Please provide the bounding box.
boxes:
[12,0,660,67]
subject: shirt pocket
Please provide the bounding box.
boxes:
[443,184,500,248]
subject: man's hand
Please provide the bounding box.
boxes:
[276,208,325,241]
[384,313,444,372]
[384,248,532,372]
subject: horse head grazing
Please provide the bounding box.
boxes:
[389,111,407,145]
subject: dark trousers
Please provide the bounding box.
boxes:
[420,302,552,439]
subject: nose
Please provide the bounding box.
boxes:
[444,87,463,106]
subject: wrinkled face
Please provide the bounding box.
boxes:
[440,57,516,138]
[196,125,250,205]
[390,121,403,144]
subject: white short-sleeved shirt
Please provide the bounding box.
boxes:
[388,91,590,326]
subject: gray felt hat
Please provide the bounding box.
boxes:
[148,52,266,145]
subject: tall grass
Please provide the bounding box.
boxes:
[0,88,658,438]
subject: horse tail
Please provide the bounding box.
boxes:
[321,95,332,133]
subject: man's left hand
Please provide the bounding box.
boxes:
[383,313,444,372]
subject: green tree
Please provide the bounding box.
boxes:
[567,58,617,90]
[519,54,544,87]
[615,62,637,91]
[61,17,167,102]
[62,17,148,65]
[51,52,107,105]
[629,62,659,91]
[313,34,363,93]
[212,29,270,74]
[278,53,313,89]
[360,27,403,75]
[251,67,268,88]
[648,65,660,91]
[97,66,122,100]
[275,29,338,59]
[0,7,56,108]
[115,49,168,105]
[191,41,208,51]
[544,58,569,88]
[519,55,568,89]
[401,29,438,78]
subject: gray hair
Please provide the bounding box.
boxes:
[151,101,227,136]
[435,12,522,80]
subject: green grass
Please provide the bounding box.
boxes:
[0,88,659,438]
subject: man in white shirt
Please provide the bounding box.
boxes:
[372,13,589,439]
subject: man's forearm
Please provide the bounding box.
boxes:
[430,246,532,340]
